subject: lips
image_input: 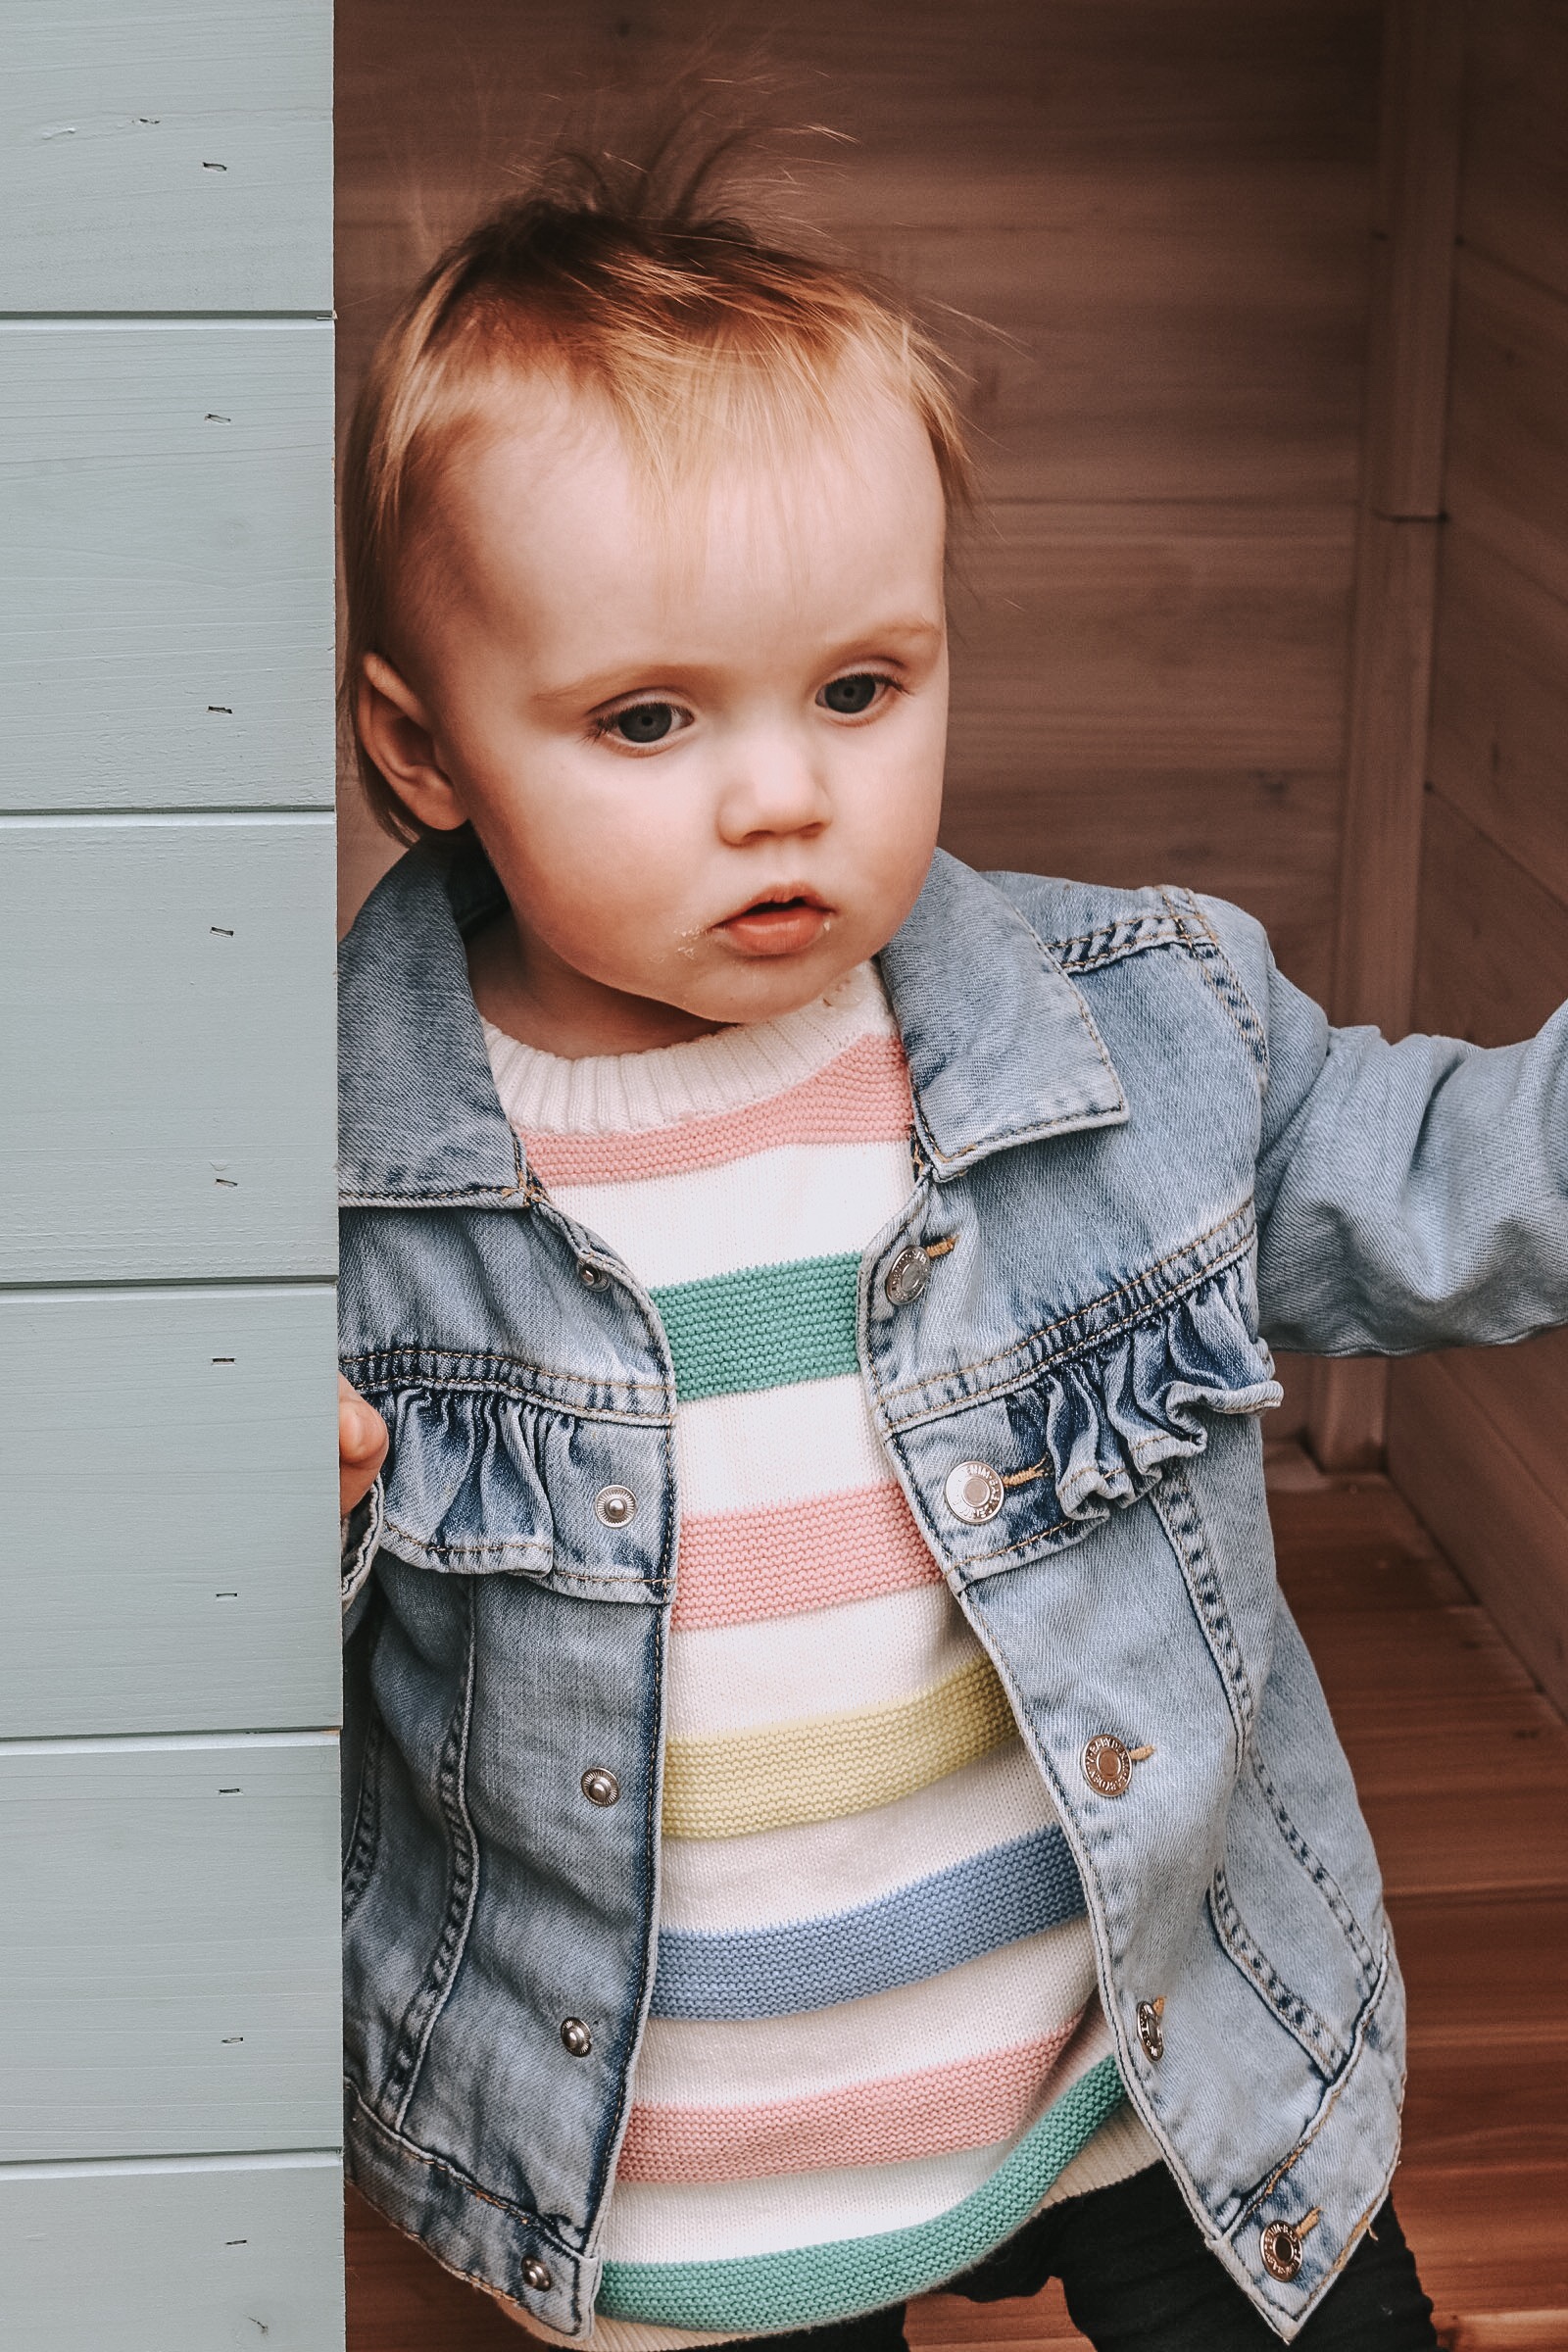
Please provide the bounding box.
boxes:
[714,889,833,958]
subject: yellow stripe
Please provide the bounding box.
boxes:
[662,1653,1018,1841]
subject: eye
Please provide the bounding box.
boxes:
[604,701,680,746]
[817,672,889,717]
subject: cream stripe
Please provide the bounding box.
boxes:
[666,1583,982,1740]
[662,1650,1015,1839]
[605,2009,1118,2265]
[549,1141,912,1293]
[630,1923,1100,2112]
[676,1376,889,1517]
[658,1739,1059,1936]
[483,962,891,1138]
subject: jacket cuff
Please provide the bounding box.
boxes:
[341,1477,385,1612]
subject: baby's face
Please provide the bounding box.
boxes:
[363,378,949,1051]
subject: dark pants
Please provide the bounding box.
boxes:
[710,2168,1438,2352]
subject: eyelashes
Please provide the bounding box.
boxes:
[590,671,905,751]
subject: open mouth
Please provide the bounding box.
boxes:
[714,889,833,958]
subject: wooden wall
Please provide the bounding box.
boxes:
[336,0,1381,1018]
[1386,0,1568,1712]
[0,5,344,2344]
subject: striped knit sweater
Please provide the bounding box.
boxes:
[483,964,1156,2347]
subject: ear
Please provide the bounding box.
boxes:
[355,652,470,833]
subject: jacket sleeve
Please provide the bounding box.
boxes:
[1197,896,1568,1356]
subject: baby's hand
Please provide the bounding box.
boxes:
[339,1375,388,1517]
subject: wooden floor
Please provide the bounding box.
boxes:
[346,1451,1568,2350]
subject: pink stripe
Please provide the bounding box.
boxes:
[521,1033,911,1188]
[673,1481,942,1632]
[615,2027,1082,2183]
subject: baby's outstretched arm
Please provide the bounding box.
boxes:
[1214,896,1568,1355]
[339,1373,388,1517]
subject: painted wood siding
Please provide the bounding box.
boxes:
[0,5,342,2345]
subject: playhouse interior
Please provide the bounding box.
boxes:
[333,5,1568,2343]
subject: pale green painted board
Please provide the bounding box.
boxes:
[0,1287,340,1739]
[0,322,333,810]
[0,2154,344,2350]
[0,1,330,312]
[0,1737,341,2159]
[1,816,336,1282]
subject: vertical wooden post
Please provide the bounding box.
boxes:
[1307,0,1465,1473]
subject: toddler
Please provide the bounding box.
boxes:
[335,151,1568,2352]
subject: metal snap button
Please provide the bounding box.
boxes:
[595,1486,636,1528]
[520,2256,553,2293]
[1260,2220,1304,2282]
[560,2017,593,2057]
[578,1261,607,1288]
[1083,1734,1134,1796]
[944,1460,1004,1525]
[581,1767,620,1808]
[1136,1996,1165,2063]
[884,1245,932,1305]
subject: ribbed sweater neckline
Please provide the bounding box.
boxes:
[482,962,891,1138]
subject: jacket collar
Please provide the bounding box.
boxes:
[338,839,1126,1202]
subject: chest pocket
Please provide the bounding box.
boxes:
[357,1372,674,1606]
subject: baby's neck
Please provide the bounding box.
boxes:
[466,909,727,1059]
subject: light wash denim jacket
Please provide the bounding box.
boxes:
[338,840,1568,2342]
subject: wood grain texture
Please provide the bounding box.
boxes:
[1410,792,1568,1048]
[0,2153,344,2351]
[0,816,336,1283]
[1445,246,1568,612]
[0,322,333,811]
[1362,0,1463,519]
[0,1286,340,1739]
[1457,0,1568,308]
[1389,1351,1568,1716]
[1427,524,1568,912]
[0,1735,341,2161]
[0,0,331,313]
[1311,3,1464,1472]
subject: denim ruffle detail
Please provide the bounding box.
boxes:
[1038,1258,1282,1523]
[366,1384,557,1575]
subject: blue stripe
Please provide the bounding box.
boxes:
[649,1824,1085,2021]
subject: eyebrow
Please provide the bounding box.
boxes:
[531,616,947,714]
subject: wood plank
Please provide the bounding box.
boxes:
[0,322,333,812]
[0,2154,343,2352]
[1408,1330,1568,1588]
[0,0,330,313]
[1362,0,1463,518]
[1411,792,1568,1047]
[0,1736,340,2160]
[347,2186,535,2352]
[0,1287,339,1739]
[1446,247,1568,613]
[1389,1351,1568,1715]
[1458,0,1568,309]
[1394,2164,1568,2322]
[1427,525,1568,910]
[945,504,1353,771]
[0,816,337,1283]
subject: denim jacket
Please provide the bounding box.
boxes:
[338,841,1568,2342]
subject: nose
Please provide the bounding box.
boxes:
[714,729,832,845]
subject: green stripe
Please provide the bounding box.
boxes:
[598,2056,1127,2330]
[650,1252,860,1402]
